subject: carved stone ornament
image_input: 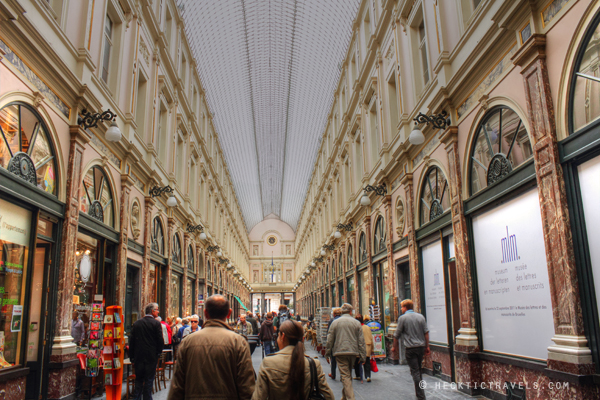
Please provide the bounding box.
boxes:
[7,152,37,186]
[487,153,513,186]
[395,197,405,236]
[89,200,104,222]
[430,199,444,221]
[131,199,141,240]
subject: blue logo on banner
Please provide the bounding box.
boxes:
[501,226,520,264]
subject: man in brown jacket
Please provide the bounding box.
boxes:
[167,294,255,400]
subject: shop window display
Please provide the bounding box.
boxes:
[0,103,57,194]
[0,199,31,368]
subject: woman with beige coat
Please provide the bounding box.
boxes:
[354,314,374,383]
[253,320,334,400]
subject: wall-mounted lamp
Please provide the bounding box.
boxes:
[150,185,177,207]
[360,183,387,206]
[409,111,450,146]
[78,108,122,142]
[334,222,353,238]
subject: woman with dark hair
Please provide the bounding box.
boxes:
[253,320,334,400]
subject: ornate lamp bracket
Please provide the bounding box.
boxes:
[78,108,117,129]
[363,183,387,196]
[413,110,450,130]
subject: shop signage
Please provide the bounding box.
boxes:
[472,189,554,360]
[421,240,448,344]
[10,306,22,333]
[366,321,386,358]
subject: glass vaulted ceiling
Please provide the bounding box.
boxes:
[179,0,360,231]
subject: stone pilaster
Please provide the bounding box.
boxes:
[401,174,421,312]
[142,197,155,306]
[512,34,593,371]
[49,125,90,400]
[440,127,478,351]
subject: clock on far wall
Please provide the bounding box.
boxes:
[267,235,278,246]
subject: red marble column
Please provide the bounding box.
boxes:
[142,197,155,307]
[48,125,90,400]
[401,174,421,312]
[365,215,374,306]
[351,232,359,312]
[165,217,175,317]
[115,176,132,308]
[182,232,190,315]
[440,127,478,348]
[383,194,397,320]
[512,34,593,373]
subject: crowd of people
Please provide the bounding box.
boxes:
[125,296,430,400]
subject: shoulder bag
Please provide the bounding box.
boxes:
[306,356,326,400]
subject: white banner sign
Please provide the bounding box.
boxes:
[421,240,448,344]
[472,189,554,360]
[578,156,600,324]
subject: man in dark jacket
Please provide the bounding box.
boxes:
[258,312,275,355]
[130,303,164,400]
[246,312,259,334]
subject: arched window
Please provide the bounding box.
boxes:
[207,261,212,280]
[331,259,336,279]
[198,254,204,277]
[419,166,450,226]
[339,254,343,275]
[347,245,354,271]
[151,217,165,254]
[359,232,367,263]
[219,270,222,287]
[172,234,182,264]
[571,17,600,133]
[373,216,386,253]
[80,166,114,226]
[187,245,195,272]
[469,106,532,195]
[0,102,58,194]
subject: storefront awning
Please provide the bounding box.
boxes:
[234,296,248,312]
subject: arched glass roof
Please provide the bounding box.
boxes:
[180,0,360,231]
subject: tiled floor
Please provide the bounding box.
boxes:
[98,344,475,399]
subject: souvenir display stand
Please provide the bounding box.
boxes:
[103,305,124,400]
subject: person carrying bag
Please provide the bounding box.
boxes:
[252,320,334,400]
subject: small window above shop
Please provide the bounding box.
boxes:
[151,217,165,255]
[571,15,600,134]
[420,166,450,226]
[359,232,367,263]
[79,166,114,227]
[172,234,182,265]
[374,216,386,254]
[347,244,354,271]
[469,106,532,196]
[187,245,195,272]
[0,103,58,195]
